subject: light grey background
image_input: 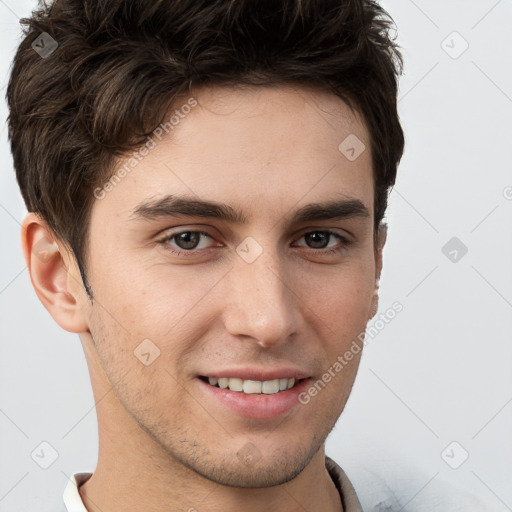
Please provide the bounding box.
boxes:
[1,1,511,511]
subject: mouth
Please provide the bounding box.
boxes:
[196,368,313,419]
[199,375,307,394]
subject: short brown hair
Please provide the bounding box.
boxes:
[7,0,404,297]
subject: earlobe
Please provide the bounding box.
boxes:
[21,213,89,333]
[368,285,379,320]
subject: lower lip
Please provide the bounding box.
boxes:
[197,378,312,419]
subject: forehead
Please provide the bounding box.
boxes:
[91,83,374,228]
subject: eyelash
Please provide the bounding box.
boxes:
[157,229,351,257]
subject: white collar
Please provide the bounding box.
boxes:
[63,473,92,512]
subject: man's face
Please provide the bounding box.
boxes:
[79,84,380,487]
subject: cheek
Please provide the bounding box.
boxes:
[302,258,376,330]
[86,260,230,387]
[91,255,221,335]
[85,288,188,416]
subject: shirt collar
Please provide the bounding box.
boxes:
[325,456,364,511]
[63,473,92,512]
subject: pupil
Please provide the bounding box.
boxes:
[307,232,328,249]
[177,232,199,250]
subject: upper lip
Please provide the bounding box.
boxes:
[199,367,312,381]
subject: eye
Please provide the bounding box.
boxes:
[159,230,215,255]
[294,230,350,253]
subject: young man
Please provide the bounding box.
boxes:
[7,0,404,510]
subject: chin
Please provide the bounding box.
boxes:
[182,442,319,488]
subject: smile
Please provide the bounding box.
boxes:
[202,376,302,394]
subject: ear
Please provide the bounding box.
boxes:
[368,222,387,320]
[21,213,89,333]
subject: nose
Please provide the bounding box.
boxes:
[222,245,302,348]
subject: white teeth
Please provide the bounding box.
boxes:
[243,380,262,394]
[228,378,243,392]
[262,379,280,394]
[206,376,300,394]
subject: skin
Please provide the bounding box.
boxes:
[22,83,385,512]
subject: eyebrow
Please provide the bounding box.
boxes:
[130,195,370,227]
